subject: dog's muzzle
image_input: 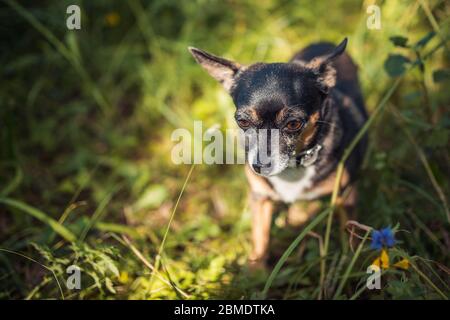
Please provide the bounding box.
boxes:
[294,144,323,167]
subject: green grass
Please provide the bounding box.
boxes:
[0,0,449,299]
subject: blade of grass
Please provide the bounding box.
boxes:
[397,179,444,212]
[149,164,195,292]
[333,230,370,299]
[59,162,101,224]
[321,38,447,296]
[321,76,402,296]
[419,0,450,53]
[0,248,65,299]
[26,277,52,300]
[406,210,447,253]
[417,257,450,292]
[119,235,190,299]
[349,269,388,300]
[5,0,110,114]
[79,184,121,241]
[262,207,331,297]
[389,105,450,223]
[0,198,76,242]
[349,282,369,300]
[94,222,142,239]
[323,76,402,255]
[128,0,160,53]
[409,259,448,299]
[0,164,22,197]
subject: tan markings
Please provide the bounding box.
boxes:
[306,56,326,69]
[336,90,354,110]
[297,111,320,150]
[306,57,337,88]
[249,197,274,265]
[242,107,260,123]
[305,167,351,198]
[343,96,352,108]
[287,200,321,227]
[335,90,366,125]
[275,107,289,123]
[334,185,358,243]
[245,165,279,201]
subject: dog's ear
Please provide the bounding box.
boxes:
[306,38,347,94]
[188,47,241,92]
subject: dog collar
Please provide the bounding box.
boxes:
[296,144,322,167]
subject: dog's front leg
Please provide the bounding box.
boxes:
[249,195,274,268]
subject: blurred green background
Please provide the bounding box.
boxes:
[0,0,449,299]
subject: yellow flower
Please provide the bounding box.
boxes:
[393,258,410,270]
[371,249,409,270]
[372,249,390,269]
[105,12,120,27]
[118,271,129,284]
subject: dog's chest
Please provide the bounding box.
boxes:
[268,166,318,203]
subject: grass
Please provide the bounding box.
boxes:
[0,0,449,299]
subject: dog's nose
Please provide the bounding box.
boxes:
[252,162,270,174]
[252,163,262,174]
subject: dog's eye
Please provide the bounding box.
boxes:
[237,119,251,128]
[285,120,303,131]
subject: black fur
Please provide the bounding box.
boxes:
[190,38,367,188]
[290,42,368,185]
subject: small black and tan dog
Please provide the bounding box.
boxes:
[189,38,367,267]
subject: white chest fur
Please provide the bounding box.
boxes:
[268,166,318,203]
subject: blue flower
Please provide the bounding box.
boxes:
[371,227,396,250]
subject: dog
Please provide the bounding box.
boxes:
[189,38,368,267]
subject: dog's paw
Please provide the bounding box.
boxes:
[247,256,268,273]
